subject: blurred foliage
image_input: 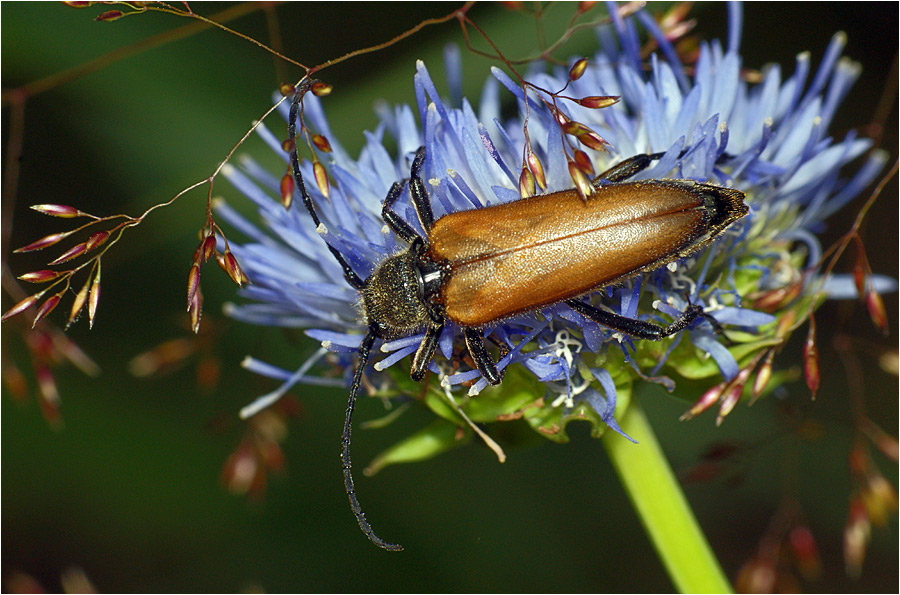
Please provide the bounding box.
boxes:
[2,2,897,592]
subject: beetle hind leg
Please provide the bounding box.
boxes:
[566,299,705,341]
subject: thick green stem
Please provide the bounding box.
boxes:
[603,399,732,593]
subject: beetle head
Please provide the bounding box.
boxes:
[361,246,432,339]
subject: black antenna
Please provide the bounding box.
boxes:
[289,82,403,551]
[288,83,364,290]
[342,332,403,551]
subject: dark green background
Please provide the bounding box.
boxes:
[3,3,897,592]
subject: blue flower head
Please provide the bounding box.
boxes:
[216,2,887,546]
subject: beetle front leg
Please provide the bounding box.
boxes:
[464,328,503,385]
[381,147,433,243]
[407,146,435,233]
[566,299,705,340]
[381,181,422,245]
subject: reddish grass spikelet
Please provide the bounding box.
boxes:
[751,350,774,401]
[310,81,333,97]
[788,525,822,580]
[312,134,332,153]
[751,278,804,312]
[527,151,546,190]
[660,2,693,32]
[2,294,42,322]
[553,109,570,128]
[67,278,91,329]
[852,260,866,299]
[803,318,819,399]
[14,231,73,253]
[48,242,88,266]
[313,160,330,198]
[187,264,201,310]
[85,230,110,252]
[734,555,778,594]
[31,203,87,218]
[518,167,535,198]
[865,288,888,334]
[279,83,296,97]
[222,438,260,496]
[3,361,28,401]
[201,234,217,263]
[192,243,203,267]
[774,308,797,339]
[567,160,593,199]
[88,267,101,329]
[33,294,62,328]
[222,250,244,287]
[717,366,751,426]
[129,338,197,377]
[280,172,294,209]
[861,473,898,527]
[844,495,870,579]
[18,270,64,283]
[94,9,125,21]
[573,149,595,176]
[189,283,203,334]
[568,58,588,81]
[681,381,724,421]
[578,95,620,109]
[578,131,609,152]
[561,120,591,136]
[35,364,62,428]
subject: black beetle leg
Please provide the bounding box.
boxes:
[411,321,444,381]
[566,299,705,340]
[464,328,503,385]
[407,146,434,233]
[381,180,423,245]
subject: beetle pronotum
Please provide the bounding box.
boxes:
[288,85,748,551]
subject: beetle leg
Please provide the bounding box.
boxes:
[566,299,705,340]
[464,328,503,385]
[410,321,444,381]
[381,181,423,245]
[380,147,433,243]
[594,149,737,187]
[408,146,435,232]
[592,151,668,185]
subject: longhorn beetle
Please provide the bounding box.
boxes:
[288,84,748,551]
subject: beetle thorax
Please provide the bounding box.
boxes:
[361,248,432,339]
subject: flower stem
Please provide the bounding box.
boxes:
[602,399,732,593]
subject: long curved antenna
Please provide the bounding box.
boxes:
[343,332,404,551]
[288,83,365,290]
[289,83,400,550]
